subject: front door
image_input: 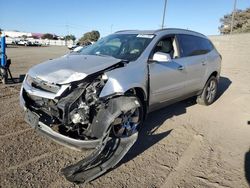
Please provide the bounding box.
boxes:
[149,36,187,106]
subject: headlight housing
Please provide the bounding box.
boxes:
[25,74,60,94]
[25,74,33,87]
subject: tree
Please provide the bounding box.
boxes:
[32,35,39,39]
[65,34,76,41]
[219,8,250,34]
[79,30,100,44]
[22,35,28,39]
[42,33,54,39]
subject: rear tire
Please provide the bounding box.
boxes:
[197,76,218,106]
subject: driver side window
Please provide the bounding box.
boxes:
[152,36,179,59]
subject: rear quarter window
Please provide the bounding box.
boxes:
[178,34,214,57]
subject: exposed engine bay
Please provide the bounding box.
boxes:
[56,73,109,138]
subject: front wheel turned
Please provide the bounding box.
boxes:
[111,96,144,137]
[61,96,143,184]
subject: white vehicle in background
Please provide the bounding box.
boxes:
[67,43,78,50]
[12,38,21,45]
[32,41,42,46]
[68,42,92,50]
[72,45,83,52]
[5,37,14,46]
[18,40,32,46]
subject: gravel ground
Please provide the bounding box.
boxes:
[0,39,249,188]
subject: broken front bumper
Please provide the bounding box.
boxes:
[24,109,102,150]
[21,84,140,184]
[38,122,101,150]
[20,83,102,151]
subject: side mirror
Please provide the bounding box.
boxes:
[149,52,171,63]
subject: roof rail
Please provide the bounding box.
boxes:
[155,28,206,37]
[115,30,138,33]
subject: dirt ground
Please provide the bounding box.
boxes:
[0,38,249,188]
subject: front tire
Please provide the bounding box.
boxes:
[110,96,144,137]
[197,76,218,106]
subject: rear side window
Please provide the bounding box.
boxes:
[178,34,214,57]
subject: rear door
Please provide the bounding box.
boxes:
[177,34,209,93]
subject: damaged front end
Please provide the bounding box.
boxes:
[21,72,109,149]
[20,63,141,184]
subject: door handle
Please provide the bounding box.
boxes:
[202,61,207,65]
[178,65,184,70]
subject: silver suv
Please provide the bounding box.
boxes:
[20,28,221,183]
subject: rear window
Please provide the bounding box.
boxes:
[178,34,214,57]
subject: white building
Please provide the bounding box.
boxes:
[2,30,32,38]
[2,30,74,46]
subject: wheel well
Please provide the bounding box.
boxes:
[125,87,147,119]
[210,71,218,79]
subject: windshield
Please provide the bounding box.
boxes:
[79,34,154,61]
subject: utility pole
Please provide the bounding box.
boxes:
[161,0,168,29]
[65,24,69,46]
[110,24,113,33]
[230,0,237,34]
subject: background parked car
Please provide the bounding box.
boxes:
[18,40,32,46]
[32,41,42,46]
[67,42,79,50]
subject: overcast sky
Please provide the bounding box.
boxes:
[1,0,250,38]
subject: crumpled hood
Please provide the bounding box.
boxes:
[28,54,122,84]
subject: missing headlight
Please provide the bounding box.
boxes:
[85,74,108,106]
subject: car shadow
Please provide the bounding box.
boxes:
[120,76,232,165]
[215,76,232,101]
[245,150,250,185]
[119,97,195,165]
[5,74,25,84]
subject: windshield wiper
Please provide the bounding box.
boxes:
[93,53,113,58]
[120,59,129,64]
[89,53,130,64]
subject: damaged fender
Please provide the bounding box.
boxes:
[62,96,141,184]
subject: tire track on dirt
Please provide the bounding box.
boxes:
[161,134,204,188]
[195,176,231,188]
[7,148,64,171]
[0,107,27,136]
[0,128,32,139]
[84,124,196,188]
[0,98,20,118]
[0,149,91,188]
[0,129,61,170]
[182,145,245,188]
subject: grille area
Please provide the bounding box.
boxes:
[23,89,60,118]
